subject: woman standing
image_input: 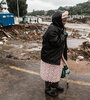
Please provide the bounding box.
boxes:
[40,10,69,97]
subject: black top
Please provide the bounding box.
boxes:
[41,11,68,65]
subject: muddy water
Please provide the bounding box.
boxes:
[67,38,87,48]
[28,39,87,49]
[41,22,90,48]
[65,23,90,38]
[41,22,90,32]
[0,39,86,51]
[41,22,90,35]
[65,23,90,32]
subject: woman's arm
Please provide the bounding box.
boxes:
[62,54,68,66]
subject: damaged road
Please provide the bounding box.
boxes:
[0,58,90,100]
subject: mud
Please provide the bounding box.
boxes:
[0,23,90,100]
[0,40,41,61]
[68,41,90,61]
[67,18,90,25]
[0,24,48,41]
[66,23,90,40]
[0,23,89,63]
[0,59,90,100]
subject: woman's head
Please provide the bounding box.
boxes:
[62,11,69,25]
[52,10,69,28]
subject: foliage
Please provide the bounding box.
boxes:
[58,1,90,15]
[28,10,45,16]
[46,10,55,16]
[6,0,27,17]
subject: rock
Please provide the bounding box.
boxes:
[6,54,13,58]
[68,41,90,61]
[0,41,3,45]
[2,37,8,44]
[77,56,84,60]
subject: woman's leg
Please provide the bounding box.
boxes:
[51,82,64,92]
[45,81,51,92]
[45,81,58,97]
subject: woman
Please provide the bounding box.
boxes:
[40,10,69,97]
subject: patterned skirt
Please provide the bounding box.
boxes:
[40,60,63,83]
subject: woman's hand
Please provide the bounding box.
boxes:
[62,54,68,66]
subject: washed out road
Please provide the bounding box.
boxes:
[0,58,90,100]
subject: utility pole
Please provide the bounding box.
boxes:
[17,0,19,23]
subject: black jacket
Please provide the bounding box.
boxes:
[41,11,68,65]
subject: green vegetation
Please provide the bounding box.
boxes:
[28,1,90,16]
[46,10,55,16]
[28,10,45,16]
[58,1,90,15]
[6,0,89,16]
[6,0,27,17]
[27,10,55,16]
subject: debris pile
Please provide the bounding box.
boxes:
[66,27,90,40]
[68,18,90,25]
[0,24,48,41]
[88,33,90,38]
[0,23,89,62]
[68,41,90,61]
[68,31,81,38]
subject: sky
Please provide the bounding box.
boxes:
[27,0,88,12]
[0,0,88,12]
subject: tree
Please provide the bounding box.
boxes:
[46,10,55,16]
[58,7,67,11]
[0,2,2,12]
[29,10,45,16]
[58,1,90,15]
[6,0,27,17]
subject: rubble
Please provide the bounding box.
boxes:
[0,24,48,41]
[67,18,90,25]
[86,20,90,25]
[88,33,90,38]
[67,28,90,40]
[76,56,84,63]
[68,32,81,38]
[77,56,84,60]
[0,41,3,45]
[68,41,90,61]
[2,37,8,45]
[0,23,89,62]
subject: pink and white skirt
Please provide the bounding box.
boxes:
[40,60,63,83]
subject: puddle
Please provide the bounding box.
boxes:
[0,38,87,52]
[25,46,42,52]
[67,38,87,48]
[41,22,51,25]
[30,43,39,46]
[0,43,23,50]
[66,23,90,30]
[9,44,23,48]
[65,23,90,34]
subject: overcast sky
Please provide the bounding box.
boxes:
[0,0,88,12]
[27,0,88,12]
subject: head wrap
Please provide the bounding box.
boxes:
[62,11,69,19]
